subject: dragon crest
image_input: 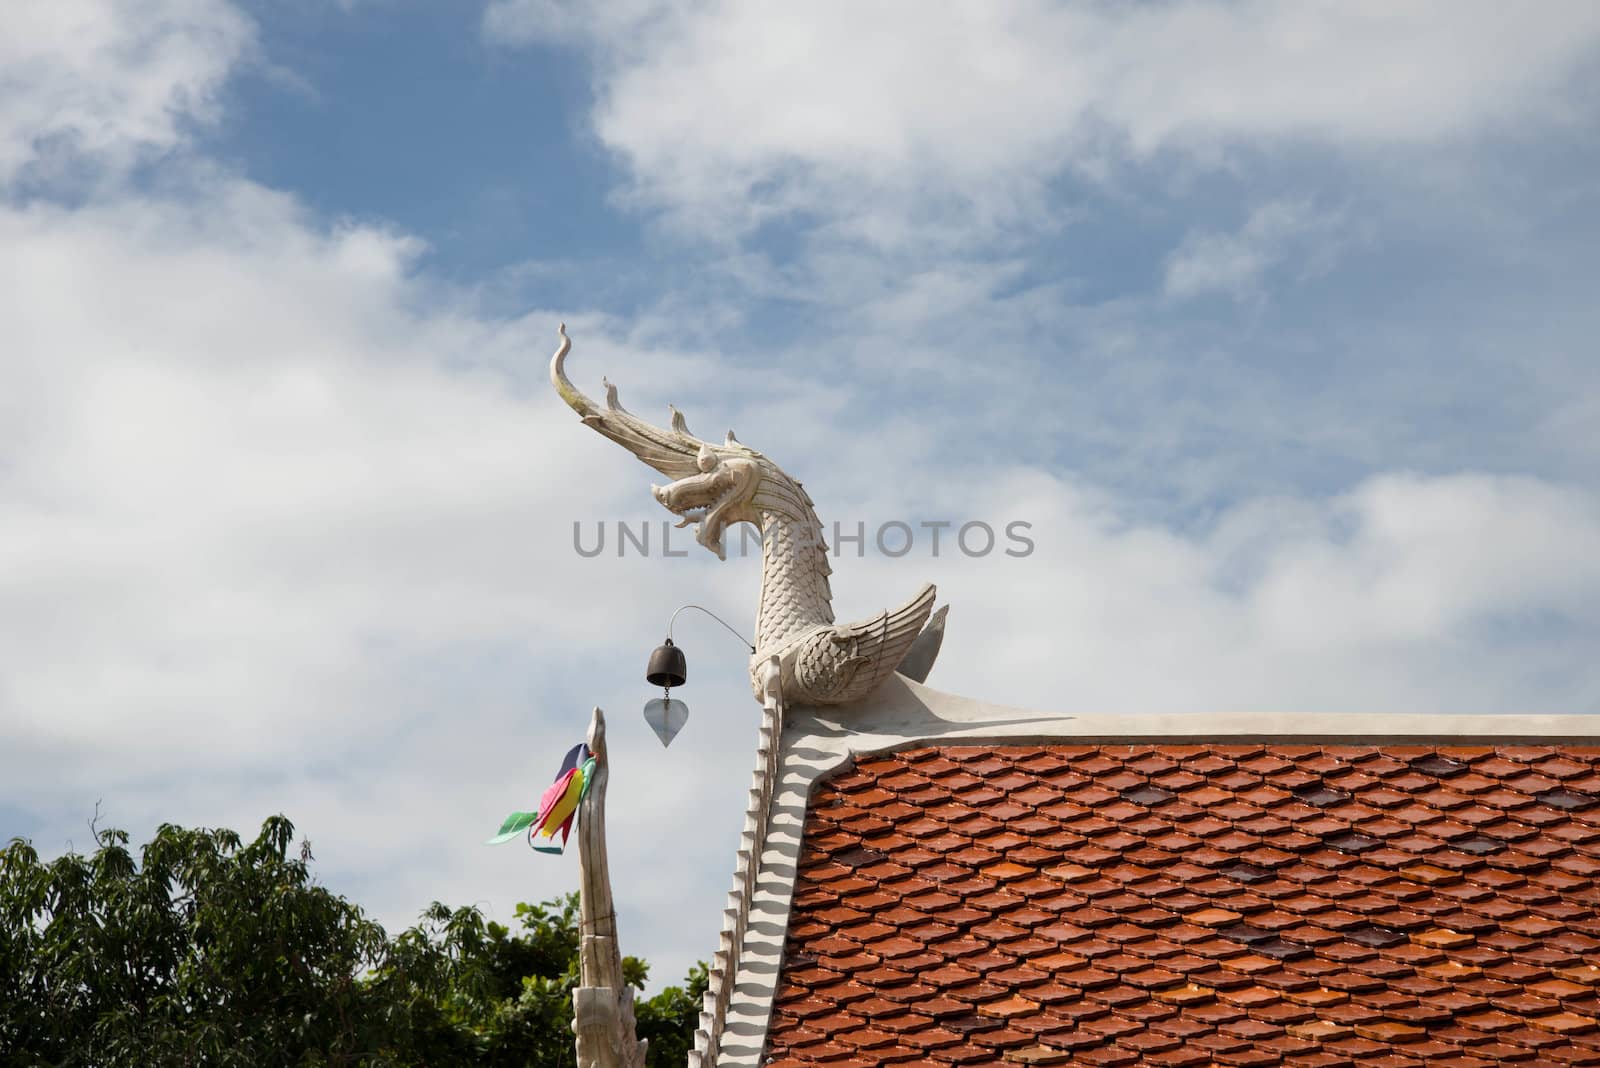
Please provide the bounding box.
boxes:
[551,325,942,705]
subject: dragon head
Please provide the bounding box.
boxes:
[649,443,761,559]
[550,325,815,561]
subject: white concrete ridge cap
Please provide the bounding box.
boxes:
[787,675,1600,760]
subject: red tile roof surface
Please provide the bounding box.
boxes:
[765,744,1600,1067]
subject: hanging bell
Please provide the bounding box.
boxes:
[645,639,687,689]
[644,638,690,747]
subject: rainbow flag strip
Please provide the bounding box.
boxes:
[486,741,597,855]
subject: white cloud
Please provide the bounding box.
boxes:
[0,184,526,765]
[0,0,252,186]
[891,468,1600,720]
[0,172,795,982]
[484,0,1600,239]
[1164,199,1347,300]
[482,0,664,49]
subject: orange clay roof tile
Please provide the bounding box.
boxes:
[765,744,1600,1065]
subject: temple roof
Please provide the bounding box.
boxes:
[766,741,1600,1067]
[693,679,1600,1068]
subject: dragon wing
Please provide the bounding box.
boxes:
[837,581,937,659]
[549,324,711,481]
[797,582,938,703]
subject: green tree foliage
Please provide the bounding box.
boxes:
[471,897,709,1068]
[634,962,710,1068]
[0,817,706,1067]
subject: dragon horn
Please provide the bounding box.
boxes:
[549,324,706,479]
[549,323,590,417]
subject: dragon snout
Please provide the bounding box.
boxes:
[651,469,728,514]
[652,481,700,512]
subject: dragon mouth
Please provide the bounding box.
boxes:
[651,464,753,560]
[672,506,709,528]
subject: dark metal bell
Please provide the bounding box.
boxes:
[645,639,687,689]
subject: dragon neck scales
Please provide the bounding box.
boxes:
[551,325,938,706]
[751,492,834,652]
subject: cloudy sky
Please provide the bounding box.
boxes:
[5,0,1600,990]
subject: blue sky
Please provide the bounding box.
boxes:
[4,0,1600,991]
[214,3,620,280]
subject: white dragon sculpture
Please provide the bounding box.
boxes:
[551,325,944,706]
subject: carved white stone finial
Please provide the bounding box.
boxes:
[551,328,943,705]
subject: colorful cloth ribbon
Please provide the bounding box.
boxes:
[486,741,597,854]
